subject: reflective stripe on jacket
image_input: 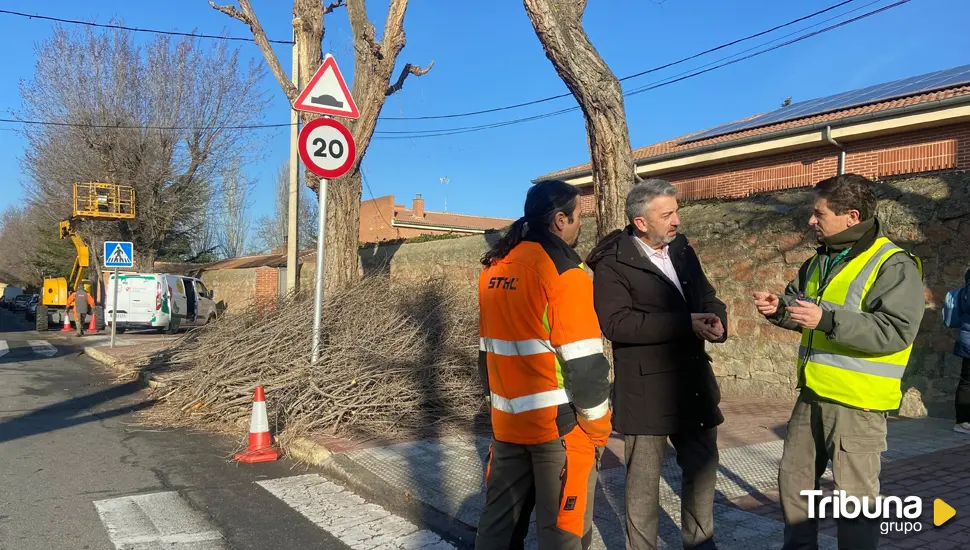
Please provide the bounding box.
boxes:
[478,231,612,446]
[798,236,923,411]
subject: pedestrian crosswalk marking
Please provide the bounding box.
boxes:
[0,340,7,358]
[106,243,132,266]
[257,474,456,549]
[93,491,227,549]
[27,340,57,357]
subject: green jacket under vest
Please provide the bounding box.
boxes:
[768,216,925,411]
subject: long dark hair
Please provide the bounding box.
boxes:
[481,180,580,267]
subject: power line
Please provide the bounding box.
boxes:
[1,1,867,119]
[371,0,914,140]
[376,0,861,121]
[0,118,290,131]
[0,8,295,45]
[0,0,914,136]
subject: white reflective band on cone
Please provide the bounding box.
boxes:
[250,401,270,433]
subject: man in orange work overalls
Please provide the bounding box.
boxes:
[66,284,95,337]
[476,179,613,549]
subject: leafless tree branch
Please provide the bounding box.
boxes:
[324,0,346,14]
[208,2,251,23]
[17,26,268,269]
[386,60,433,96]
[210,0,299,100]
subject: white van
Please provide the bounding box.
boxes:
[105,273,217,334]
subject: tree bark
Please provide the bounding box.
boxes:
[212,0,431,293]
[522,0,634,238]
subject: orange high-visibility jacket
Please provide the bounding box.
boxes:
[478,231,612,445]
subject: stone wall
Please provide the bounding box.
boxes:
[201,268,258,313]
[352,170,970,416]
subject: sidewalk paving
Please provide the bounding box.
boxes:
[317,398,970,549]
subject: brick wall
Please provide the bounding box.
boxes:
[254,267,279,308]
[201,269,257,313]
[202,266,279,313]
[360,196,496,243]
[365,170,970,416]
[359,195,398,243]
[577,122,970,214]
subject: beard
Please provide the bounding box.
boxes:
[649,228,676,246]
[569,226,581,248]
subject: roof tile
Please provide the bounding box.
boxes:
[537,84,970,180]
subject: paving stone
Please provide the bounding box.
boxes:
[343,408,970,549]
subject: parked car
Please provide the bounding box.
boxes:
[105,273,217,334]
[1,286,23,309]
[11,294,31,313]
[25,295,40,321]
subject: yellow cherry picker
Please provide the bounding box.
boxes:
[36,183,135,331]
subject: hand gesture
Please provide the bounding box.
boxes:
[787,300,823,330]
[752,292,780,316]
[691,313,722,342]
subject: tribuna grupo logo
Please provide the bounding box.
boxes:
[802,490,924,534]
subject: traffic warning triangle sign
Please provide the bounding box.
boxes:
[293,54,359,119]
[107,244,131,265]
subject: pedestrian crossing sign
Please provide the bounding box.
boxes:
[104,241,134,268]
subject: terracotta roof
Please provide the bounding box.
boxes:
[152,261,207,275]
[201,249,315,270]
[392,208,514,231]
[536,83,970,182]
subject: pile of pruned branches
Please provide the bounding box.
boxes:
[150,277,483,440]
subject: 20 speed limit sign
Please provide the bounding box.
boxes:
[298,118,356,179]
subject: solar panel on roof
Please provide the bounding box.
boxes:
[680,64,970,144]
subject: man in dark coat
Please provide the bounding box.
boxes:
[586,178,727,550]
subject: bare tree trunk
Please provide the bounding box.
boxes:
[523,0,634,238]
[211,0,432,293]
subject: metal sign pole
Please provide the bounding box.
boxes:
[310,178,328,365]
[110,268,119,348]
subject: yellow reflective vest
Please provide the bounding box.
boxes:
[798,236,922,411]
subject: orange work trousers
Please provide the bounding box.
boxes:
[476,425,601,550]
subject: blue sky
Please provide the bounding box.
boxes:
[1,0,968,229]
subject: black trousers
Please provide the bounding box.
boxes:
[957,358,970,424]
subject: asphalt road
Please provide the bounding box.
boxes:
[0,307,353,550]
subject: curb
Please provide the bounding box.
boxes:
[84,343,473,545]
[281,436,477,549]
[285,437,333,465]
[83,346,166,389]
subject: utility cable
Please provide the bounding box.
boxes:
[0,8,294,45]
[0,0,915,136]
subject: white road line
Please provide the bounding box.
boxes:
[93,491,227,549]
[27,340,57,358]
[258,474,456,550]
[0,340,7,358]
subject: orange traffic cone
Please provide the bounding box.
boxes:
[234,386,281,463]
[61,310,73,332]
[87,311,98,334]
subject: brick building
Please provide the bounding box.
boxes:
[536,64,970,209]
[359,193,514,243]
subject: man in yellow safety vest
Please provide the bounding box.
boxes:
[752,173,925,550]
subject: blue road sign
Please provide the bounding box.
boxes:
[104,241,134,268]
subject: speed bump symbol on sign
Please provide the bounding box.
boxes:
[934,498,956,527]
[298,117,357,179]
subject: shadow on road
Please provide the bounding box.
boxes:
[0,380,152,444]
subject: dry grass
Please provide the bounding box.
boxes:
[142,277,484,444]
